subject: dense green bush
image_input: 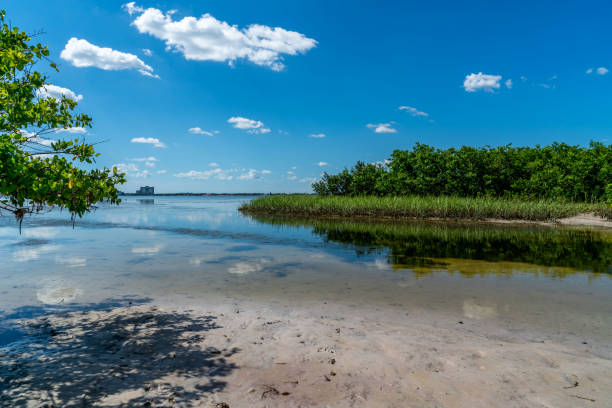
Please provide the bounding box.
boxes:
[312,142,612,202]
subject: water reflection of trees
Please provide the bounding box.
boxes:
[251,216,612,276]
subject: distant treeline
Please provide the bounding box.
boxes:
[313,142,612,202]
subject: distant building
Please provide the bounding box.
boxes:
[136,186,154,195]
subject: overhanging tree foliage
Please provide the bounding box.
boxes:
[0,10,125,225]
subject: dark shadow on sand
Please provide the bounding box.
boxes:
[1,301,238,407]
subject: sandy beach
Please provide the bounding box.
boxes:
[2,297,611,408]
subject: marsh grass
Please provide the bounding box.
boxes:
[239,195,612,221]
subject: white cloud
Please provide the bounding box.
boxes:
[520,75,527,82]
[188,127,215,136]
[238,168,270,180]
[131,156,158,162]
[156,169,167,174]
[36,84,83,102]
[287,175,297,180]
[463,72,502,92]
[131,137,166,148]
[209,162,219,167]
[174,168,234,181]
[124,2,316,71]
[142,48,153,56]
[367,123,397,134]
[586,67,607,75]
[114,163,139,173]
[124,2,145,15]
[54,127,87,134]
[228,116,270,134]
[145,162,155,167]
[299,177,316,183]
[317,161,328,167]
[398,106,428,117]
[113,163,151,178]
[505,79,513,89]
[309,133,326,138]
[287,170,294,175]
[60,37,159,78]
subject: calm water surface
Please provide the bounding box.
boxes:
[1,196,611,347]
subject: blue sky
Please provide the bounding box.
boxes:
[6,0,612,193]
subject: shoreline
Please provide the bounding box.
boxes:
[241,210,612,229]
[2,297,611,407]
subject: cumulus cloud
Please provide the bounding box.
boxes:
[587,67,608,75]
[156,169,167,174]
[113,163,150,178]
[238,169,271,180]
[60,37,159,78]
[287,175,297,180]
[463,72,502,92]
[317,161,328,167]
[123,2,317,71]
[131,156,158,162]
[367,123,397,134]
[54,127,87,134]
[131,137,166,148]
[188,127,215,136]
[174,168,234,181]
[505,79,513,89]
[209,162,219,167]
[142,48,153,56]
[398,106,428,117]
[228,116,270,134]
[36,84,83,102]
[299,177,317,183]
[309,133,326,138]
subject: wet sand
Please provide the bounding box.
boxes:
[2,298,611,408]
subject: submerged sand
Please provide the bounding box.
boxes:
[2,299,611,408]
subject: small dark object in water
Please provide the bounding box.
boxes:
[458,321,464,324]
[570,395,595,402]
[212,403,230,408]
[330,358,336,364]
[324,375,331,382]
[282,392,291,396]
[582,341,588,344]
[330,371,336,376]
[563,381,579,389]
[262,385,280,399]
[265,320,282,325]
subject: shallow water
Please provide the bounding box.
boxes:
[1,196,611,349]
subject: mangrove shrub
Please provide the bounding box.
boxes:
[313,142,612,202]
